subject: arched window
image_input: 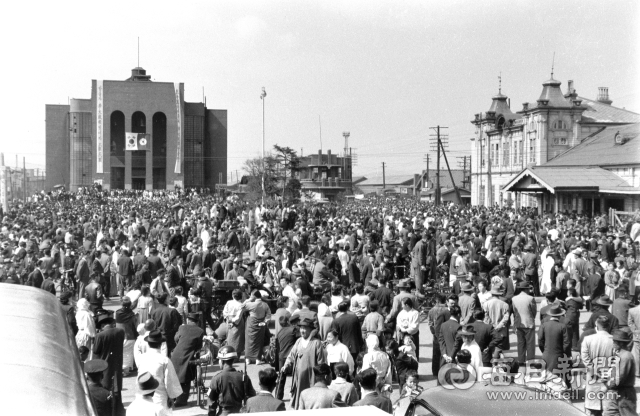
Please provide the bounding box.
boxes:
[496,116,505,130]
[553,119,567,130]
[152,112,167,189]
[110,111,125,156]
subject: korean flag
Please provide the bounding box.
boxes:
[125,133,138,151]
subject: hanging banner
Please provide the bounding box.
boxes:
[96,80,104,173]
[174,82,182,174]
[0,167,7,213]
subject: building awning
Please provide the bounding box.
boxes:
[502,166,637,194]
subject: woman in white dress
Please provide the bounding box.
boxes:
[539,250,556,295]
[75,298,96,352]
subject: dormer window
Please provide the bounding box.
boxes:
[553,120,567,130]
[496,116,505,130]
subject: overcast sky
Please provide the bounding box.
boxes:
[1,0,638,181]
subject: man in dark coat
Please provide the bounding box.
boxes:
[331,302,364,364]
[584,295,620,333]
[85,277,104,313]
[171,313,205,406]
[84,359,113,416]
[470,309,503,367]
[538,305,571,376]
[116,248,134,299]
[93,315,125,410]
[276,315,299,400]
[438,305,461,366]
[41,272,56,295]
[147,247,164,280]
[151,293,182,355]
[353,368,392,412]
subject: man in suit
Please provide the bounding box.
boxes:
[276,315,299,400]
[311,254,335,288]
[93,315,125,411]
[353,368,392,413]
[151,293,182,355]
[147,247,164,280]
[439,305,461,366]
[538,304,570,382]
[581,315,615,415]
[584,295,620,333]
[171,313,206,407]
[331,302,363,364]
[117,248,134,300]
[483,284,511,350]
[411,232,427,294]
[244,367,285,412]
[84,359,112,416]
[522,245,539,296]
[426,293,450,377]
[511,281,537,365]
[457,282,477,325]
[471,309,502,367]
[299,364,344,409]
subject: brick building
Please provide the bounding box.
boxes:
[45,67,227,191]
[470,75,640,212]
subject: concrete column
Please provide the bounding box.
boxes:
[124,115,132,189]
[146,120,153,190]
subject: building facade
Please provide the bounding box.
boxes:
[470,76,640,211]
[45,67,227,191]
[297,149,353,200]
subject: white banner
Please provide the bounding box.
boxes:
[96,80,104,173]
[174,82,182,174]
[0,167,7,213]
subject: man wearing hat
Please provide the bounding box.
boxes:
[208,345,256,416]
[483,284,511,351]
[538,304,570,378]
[585,295,620,334]
[126,372,162,415]
[581,315,615,415]
[457,282,477,326]
[282,317,327,409]
[84,359,112,416]
[171,313,206,407]
[511,281,537,365]
[93,314,125,411]
[602,330,637,415]
[138,329,182,413]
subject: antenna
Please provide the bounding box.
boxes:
[137,37,139,67]
[319,115,322,153]
[551,52,555,79]
[498,72,502,94]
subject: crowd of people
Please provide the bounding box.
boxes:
[1,186,640,416]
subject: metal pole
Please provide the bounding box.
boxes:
[23,157,26,201]
[382,162,386,189]
[261,87,266,206]
[436,126,441,206]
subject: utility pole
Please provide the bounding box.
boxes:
[429,126,447,205]
[439,138,462,204]
[382,162,386,190]
[260,87,267,205]
[457,156,470,189]
[23,157,26,201]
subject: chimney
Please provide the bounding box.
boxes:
[318,149,322,165]
[327,149,331,164]
[597,87,613,105]
[567,80,573,94]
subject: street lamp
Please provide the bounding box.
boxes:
[260,87,266,206]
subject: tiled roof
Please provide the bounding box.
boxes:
[579,97,640,124]
[358,174,415,186]
[545,123,640,167]
[503,166,637,193]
